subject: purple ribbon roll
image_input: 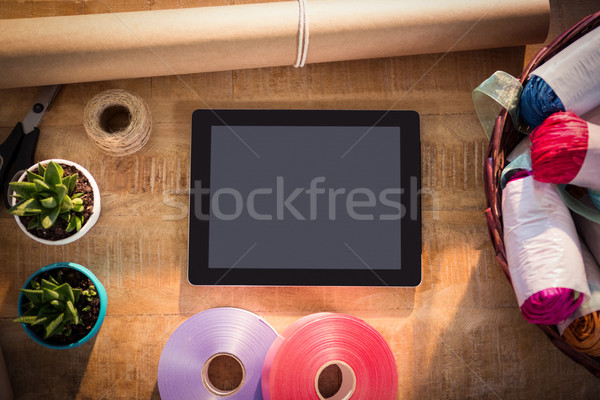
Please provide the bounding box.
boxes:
[158,308,278,399]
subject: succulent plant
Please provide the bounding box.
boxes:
[14,274,97,339]
[8,161,85,232]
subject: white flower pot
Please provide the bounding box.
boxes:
[12,159,101,245]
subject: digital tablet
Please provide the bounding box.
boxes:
[189,110,421,286]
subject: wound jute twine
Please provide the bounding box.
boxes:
[83,89,152,157]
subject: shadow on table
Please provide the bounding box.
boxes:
[150,382,160,399]
[409,234,600,398]
[0,319,97,399]
[177,262,418,321]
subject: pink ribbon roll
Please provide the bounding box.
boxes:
[262,313,397,400]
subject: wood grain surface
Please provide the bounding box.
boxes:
[1,0,599,399]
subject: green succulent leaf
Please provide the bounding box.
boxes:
[61,194,73,212]
[8,198,43,216]
[55,283,75,304]
[65,214,83,233]
[69,173,78,193]
[41,279,58,290]
[65,216,76,232]
[31,317,48,326]
[44,161,63,187]
[62,174,78,195]
[61,174,72,187]
[21,289,43,306]
[44,313,65,338]
[54,184,67,206]
[27,217,42,230]
[82,286,97,299]
[72,197,84,213]
[41,207,60,229]
[37,163,46,177]
[40,196,57,209]
[26,170,44,183]
[42,288,60,303]
[75,215,83,231]
[13,315,38,324]
[49,299,64,309]
[72,288,81,303]
[38,304,56,317]
[65,300,78,325]
[16,272,87,340]
[22,308,37,317]
[33,178,51,193]
[72,192,84,199]
[8,181,37,199]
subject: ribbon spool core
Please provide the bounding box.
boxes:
[201,353,246,397]
[315,360,356,400]
[100,105,132,133]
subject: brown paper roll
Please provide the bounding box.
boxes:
[0,0,549,88]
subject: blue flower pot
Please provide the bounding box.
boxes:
[18,262,107,349]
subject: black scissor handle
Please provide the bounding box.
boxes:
[0,123,39,209]
[0,123,24,208]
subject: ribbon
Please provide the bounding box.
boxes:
[500,155,600,222]
[262,313,397,400]
[500,153,533,189]
[556,185,600,224]
[475,71,600,222]
[588,189,600,209]
[472,70,530,138]
[158,308,278,400]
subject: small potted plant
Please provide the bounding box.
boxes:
[14,262,107,349]
[8,159,101,245]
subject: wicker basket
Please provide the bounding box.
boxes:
[484,11,600,377]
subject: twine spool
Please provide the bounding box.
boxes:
[84,89,152,156]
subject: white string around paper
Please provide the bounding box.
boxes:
[294,0,309,68]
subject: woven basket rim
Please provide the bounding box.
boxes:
[483,11,600,377]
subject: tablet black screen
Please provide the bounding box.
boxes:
[189,110,420,286]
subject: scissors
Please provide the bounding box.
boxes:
[0,85,61,208]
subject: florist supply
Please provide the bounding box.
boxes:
[530,112,600,190]
[519,26,600,128]
[501,161,589,325]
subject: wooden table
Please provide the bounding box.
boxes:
[1,0,598,398]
